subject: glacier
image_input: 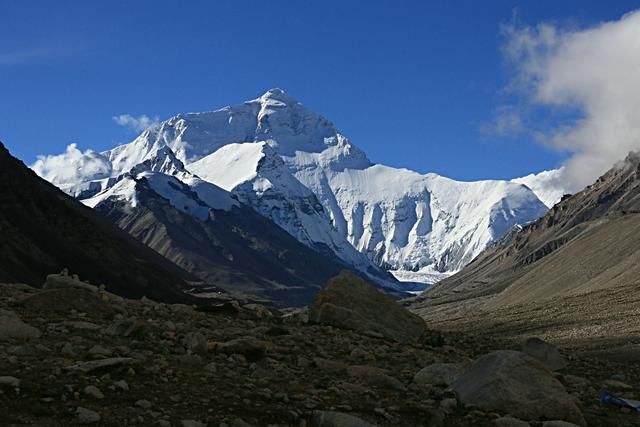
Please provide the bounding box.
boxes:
[33,88,550,287]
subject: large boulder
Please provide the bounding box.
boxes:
[43,272,98,293]
[0,309,41,341]
[309,271,427,344]
[451,351,585,426]
[522,337,568,371]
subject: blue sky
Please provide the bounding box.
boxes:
[1,1,638,181]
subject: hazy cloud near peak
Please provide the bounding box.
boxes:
[31,143,112,186]
[495,10,640,192]
[113,114,160,133]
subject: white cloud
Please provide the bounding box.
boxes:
[499,10,640,192]
[31,143,112,186]
[112,114,160,133]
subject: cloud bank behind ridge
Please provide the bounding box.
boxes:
[499,10,640,192]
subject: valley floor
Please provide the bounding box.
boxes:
[409,282,640,361]
[1,282,639,426]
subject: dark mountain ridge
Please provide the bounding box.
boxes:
[0,141,195,302]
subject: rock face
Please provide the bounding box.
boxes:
[451,351,585,426]
[522,337,567,371]
[309,271,428,344]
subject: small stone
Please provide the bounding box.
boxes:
[164,320,176,331]
[76,407,101,424]
[181,421,205,427]
[114,379,129,391]
[136,399,152,409]
[83,385,104,399]
[61,342,76,355]
[88,345,112,357]
[183,332,208,355]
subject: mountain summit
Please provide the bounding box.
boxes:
[34,89,548,287]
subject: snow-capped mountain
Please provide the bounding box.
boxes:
[33,88,549,286]
[63,145,356,305]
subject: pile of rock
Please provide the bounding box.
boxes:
[0,271,637,426]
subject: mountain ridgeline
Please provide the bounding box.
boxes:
[35,89,549,292]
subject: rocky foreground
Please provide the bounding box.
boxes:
[1,272,639,426]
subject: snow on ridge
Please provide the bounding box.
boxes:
[188,142,266,192]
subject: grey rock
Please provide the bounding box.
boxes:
[114,379,129,391]
[61,342,76,356]
[183,331,208,354]
[44,273,98,293]
[311,410,377,427]
[218,338,270,361]
[76,407,101,424]
[347,365,405,391]
[522,337,567,371]
[136,399,152,409]
[309,271,428,344]
[452,351,585,426]
[542,422,582,427]
[0,376,20,388]
[494,417,531,427]
[63,320,100,330]
[181,421,205,427]
[414,363,464,386]
[0,309,41,341]
[88,344,112,357]
[83,385,104,399]
[105,318,143,337]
